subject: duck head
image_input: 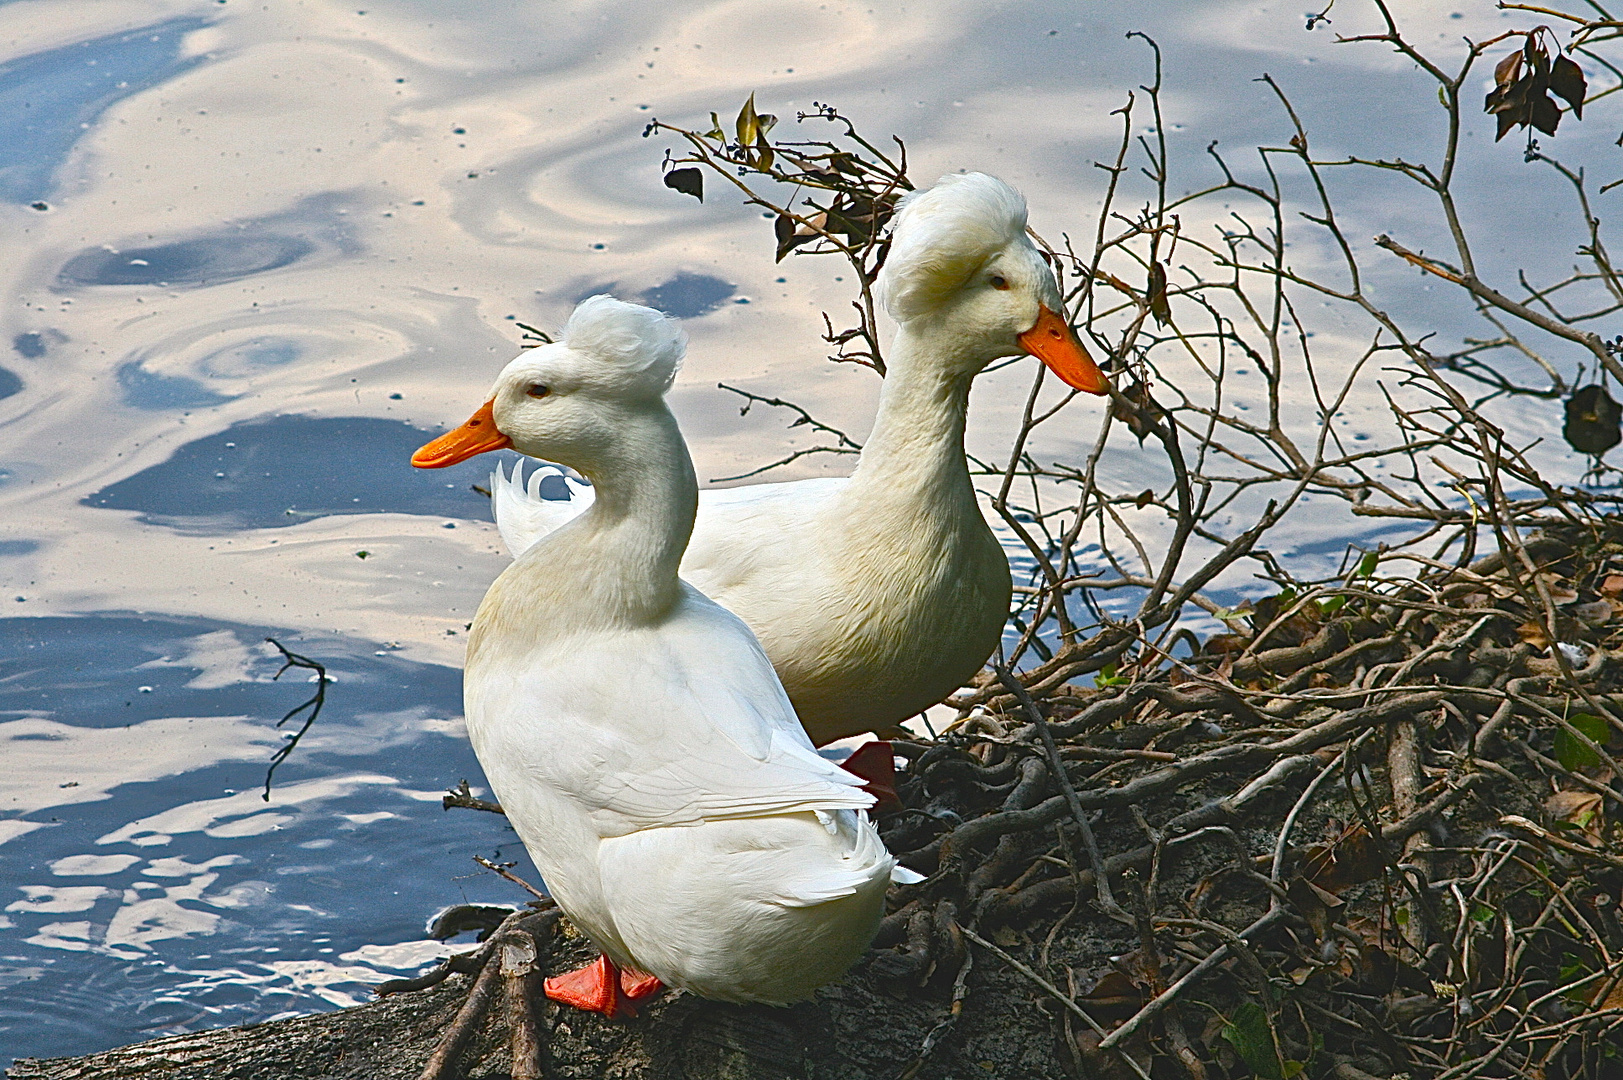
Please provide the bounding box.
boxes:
[412,295,686,470]
[877,172,1109,394]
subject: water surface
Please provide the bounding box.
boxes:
[0,0,1613,1064]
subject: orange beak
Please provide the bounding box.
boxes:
[1017,305,1109,395]
[411,400,512,469]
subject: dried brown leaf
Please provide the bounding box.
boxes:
[1301,826,1384,895]
[1545,788,1605,845]
[1572,599,1613,627]
[662,167,703,202]
[1517,620,1554,649]
[1147,261,1170,326]
[1203,633,1250,655]
[1550,54,1587,119]
[1494,48,1524,88]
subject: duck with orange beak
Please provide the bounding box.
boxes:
[416,172,1107,750]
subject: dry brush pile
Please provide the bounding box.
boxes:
[628,5,1623,1077]
[28,5,1622,1079]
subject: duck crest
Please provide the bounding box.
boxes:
[878,172,1030,321]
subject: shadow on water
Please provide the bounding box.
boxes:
[0,613,522,1065]
[0,365,18,400]
[82,415,520,532]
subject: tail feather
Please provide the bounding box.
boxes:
[769,810,894,909]
[491,459,595,558]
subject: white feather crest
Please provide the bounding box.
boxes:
[562,294,686,395]
[876,172,1029,321]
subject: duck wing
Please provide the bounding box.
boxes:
[471,585,872,839]
[678,476,847,603]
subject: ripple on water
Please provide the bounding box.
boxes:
[57,191,365,291]
[81,415,519,531]
[116,335,305,411]
[58,236,316,289]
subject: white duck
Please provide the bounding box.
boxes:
[482,173,1109,746]
[411,295,895,1016]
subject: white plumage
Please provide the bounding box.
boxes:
[416,294,894,1009]
[483,173,1108,745]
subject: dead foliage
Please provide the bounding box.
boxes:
[627,3,1623,1076]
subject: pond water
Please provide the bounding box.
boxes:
[0,0,1615,1065]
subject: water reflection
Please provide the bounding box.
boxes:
[0,614,521,1060]
[0,18,209,205]
[0,0,1608,1067]
[59,236,317,288]
[83,416,514,530]
[637,272,736,318]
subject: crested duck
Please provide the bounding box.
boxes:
[481,173,1109,746]
[411,295,895,1015]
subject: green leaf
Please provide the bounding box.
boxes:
[1357,550,1379,578]
[1555,713,1610,771]
[1096,663,1128,687]
[1316,596,1346,616]
[1220,1001,1284,1080]
[1282,1061,1305,1079]
[736,93,760,149]
[1471,902,1495,923]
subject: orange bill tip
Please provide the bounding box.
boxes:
[411,399,512,469]
[1017,304,1110,396]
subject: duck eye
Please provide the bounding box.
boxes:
[989,274,1010,290]
[526,383,550,399]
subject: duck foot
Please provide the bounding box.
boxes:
[544,953,663,1018]
[840,740,901,812]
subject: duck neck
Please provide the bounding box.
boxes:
[504,406,697,629]
[847,317,978,505]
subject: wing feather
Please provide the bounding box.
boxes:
[469,587,872,839]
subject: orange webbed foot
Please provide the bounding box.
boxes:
[543,954,664,1019]
[840,740,901,813]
